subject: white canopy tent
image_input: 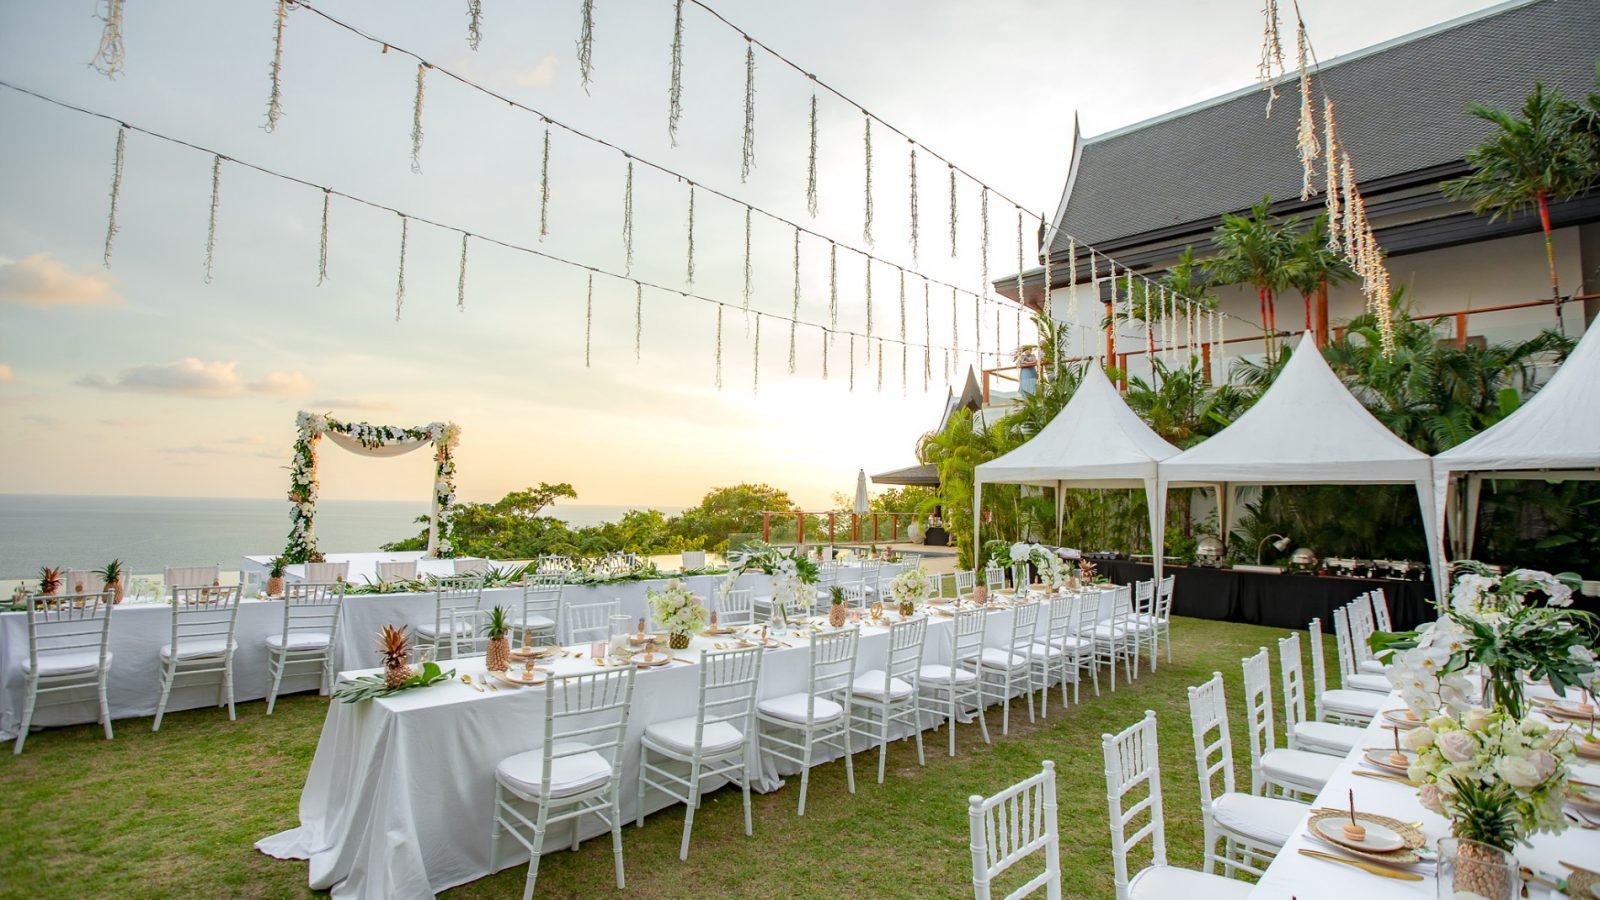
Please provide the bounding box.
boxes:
[1156,333,1448,599]
[973,364,1181,580]
[1433,320,1600,562]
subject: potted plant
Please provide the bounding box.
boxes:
[266,557,287,597]
[645,580,708,650]
[100,559,124,603]
[38,566,62,597]
[483,605,511,672]
[828,586,848,628]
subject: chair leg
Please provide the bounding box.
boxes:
[522,806,549,900]
[679,759,702,860]
[153,661,175,732]
[911,698,925,767]
[796,731,815,816]
[1000,675,1011,736]
[612,786,627,888]
[490,784,505,872]
[1165,625,1173,664]
[946,692,957,757]
[876,708,889,784]
[1202,819,1219,875]
[974,685,991,745]
[224,658,236,721]
[842,722,855,795]
[266,652,284,716]
[635,750,648,829]
[99,672,114,741]
[14,677,36,754]
[740,758,753,837]
[1024,670,1035,724]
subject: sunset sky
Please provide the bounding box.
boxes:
[0,0,1499,509]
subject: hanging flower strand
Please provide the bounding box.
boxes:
[806,84,819,217]
[1323,98,1341,250]
[1294,18,1318,200]
[539,124,551,239]
[456,233,469,311]
[742,205,753,312]
[685,182,696,287]
[1014,207,1025,314]
[864,258,873,343]
[410,64,427,174]
[752,313,761,395]
[741,38,756,182]
[1258,0,1284,115]
[395,214,409,322]
[576,0,596,93]
[633,281,642,360]
[466,0,483,51]
[714,303,723,389]
[667,0,684,145]
[203,155,222,284]
[862,112,874,245]
[265,0,288,132]
[948,164,958,258]
[621,156,635,273]
[908,142,920,264]
[789,226,800,374]
[950,286,959,356]
[923,280,931,390]
[102,124,126,268]
[317,189,330,285]
[1042,214,1054,375]
[822,324,830,381]
[90,0,126,79]
[828,241,838,329]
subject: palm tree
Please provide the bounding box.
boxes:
[1282,214,1353,346]
[1442,82,1592,334]
[1207,198,1294,360]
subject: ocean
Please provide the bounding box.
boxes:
[0,494,685,580]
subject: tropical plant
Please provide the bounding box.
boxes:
[1281,213,1353,342]
[1206,197,1294,358]
[1442,81,1594,332]
[38,566,62,595]
[333,660,454,703]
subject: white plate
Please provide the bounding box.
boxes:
[1311,816,1405,853]
[1381,708,1428,728]
[1363,748,1415,774]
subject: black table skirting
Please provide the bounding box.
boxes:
[1096,560,1437,632]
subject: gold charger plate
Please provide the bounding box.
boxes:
[494,668,548,687]
[1381,708,1427,728]
[632,648,675,667]
[509,645,556,660]
[1305,810,1423,865]
[1362,748,1416,775]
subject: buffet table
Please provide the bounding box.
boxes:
[1095,560,1436,631]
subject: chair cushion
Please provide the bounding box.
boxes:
[1128,864,1254,899]
[1090,624,1127,639]
[1047,634,1095,652]
[1261,748,1340,791]
[852,670,914,701]
[758,692,843,724]
[1024,642,1062,660]
[1345,672,1392,693]
[1211,791,1304,847]
[22,649,110,676]
[972,648,1027,670]
[1322,688,1385,718]
[415,620,477,637]
[265,632,330,651]
[642,715,746,756]
[1358,659,1387,676]
[160,638,237,660]
[496,741,614,798]
[513,614,556,630]
[1294,720,1363,754]
[918,664,977,685]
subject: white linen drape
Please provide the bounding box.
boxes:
[321,432,441,555]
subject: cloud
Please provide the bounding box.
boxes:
[311,397,395,411]
[0,363,11,384]
[512,55,559,87]
[161,441,281,460]
[0,253,122,309]
[78,358,313,398]
[249,370,315,396]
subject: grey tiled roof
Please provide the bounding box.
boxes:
[1053,0,1600,254]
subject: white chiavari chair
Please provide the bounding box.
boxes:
[164,564,219,593]
[153,584,242,731]
[1240,649,1336,800]
[1275,631,1363,755]
[897,552,922,567]
[490,668,636,898]
[1060,589,1103,700]
[954,569,978,601]
[1347,598,1386,675]
[919,607,991,757]
[1332,606,1390,692]
[454,557,490,576]
[859,561,884,600]
[968,761,1061,900]
[61,569,107,596]
[14,592,114,753]
[717,587,755,627]
[374,559,419,584]
[566,600,621,646]
[983,565,1006,595]
[264,581,343,714]
[1091,586,1136,690]
[1369,587,1393,631]
[1126,580,1156,671]
[515,580,562,647]
[1306,618,1383,725]
[1103,711,1252,900]
[756,627,859,816]
[1027,594,1076,718]
[847,616,927,783]
[303,561,349,584]
[840,582,871,612]
[1187,673,1304,878]
[964,601,1038,736]
[415,576,485,661]
[637,645,763,859]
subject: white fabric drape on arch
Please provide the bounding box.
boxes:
[321,431,442,554]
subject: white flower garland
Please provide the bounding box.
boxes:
[90,0,126,79]
[685,182,696,287]
[908,142,919,264]
[634,280,642,360]
[668,0,684,146]
[741,39,756,182]
[742,205,753,311]
[456,233,469,311]
[266,0,288,131]
[805,87,819,216]
[410,64,427,174]
[577,0,596,92]
[713,302,722,389]
[1324,99,1341,250]
[204,155,222,283]
[828,241,838,329]
[466,0,484,51]
[622,156,634,274]
[1258,0,1284,115]
[584,271,593,367]
[103,125,126,268]
[862,112,874,245]
[395,214,408,321]
[948,163,958,258]
[789,226,800,374]
[950,285,959,356]
[539,125,551,240]
[1295,21,1318,200]
[317,188,331,285]
[864,258,873,343]
[752,313,761,395]
[821,324,829,380]
[923,280,931,390]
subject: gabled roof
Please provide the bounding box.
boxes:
[1159,333,1431,485]
[975,364,1180,488]
[935,366,984,434]
[1052,0,1600,254]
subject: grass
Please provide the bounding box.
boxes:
[0,617,1335,898]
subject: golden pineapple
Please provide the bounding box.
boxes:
[828,587,848,628]
[483,605,511,672]
[378,625,413,688]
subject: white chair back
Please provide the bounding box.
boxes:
[1186,673,1237,815]
[1369,588,1392,631]
[954,569,976,597]
[519,581,563,644]
[1102,710,1166,900]
[840,582,870,611]
[1158,575,1175,610]
[1307,617,1332,704]
[1043,593,1075,645]
[983,566,1006,593]
[885,615,928,687]
[535,669,636,799]
[968,761,1061,900]
[952,606,988,662]
[1075,589,1103,635]
[430,576,484,657]
[1331,606,1358,680]
[799,628,859,724]
[62,570,107,595]
[681,550,708,570]
[898,553,922,566]
[281,581,343,644]
[375,560,418,583]
[567,600,621,645]
[1133,580,1154,617]
[718,588,755,626]
[1275,632,1311,732]
[1346,600,1375,663]
[165,564,220,592]
[1006,601,1040,656]
[169,584,242,654]
[454,557,490,576]
[695,645,763,745]
[1240,648,1278,785]
[26,592,114,674]
[304,561,349,583]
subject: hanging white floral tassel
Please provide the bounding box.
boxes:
[862,112,874,246]
[1258,0,1284,116]
[203,155,222,284]
[752,313,761,395]
[466,0,484,50]
[974,291,982,359]
[634,281,642,360]
[864,258,873,344]
[1015,207,1025,315]
[317,189,331,285]
[1324,99,1341,250]
[395,214,408,322]
[1041,216,1053,369]
[948,164,958,259]
[714,303,723,389]
[584,271,593,367]
[685,182,696,287]
[901,342,908,396]
[1104,260,1115,364]
[877,338,884,392]
[622,156,634,274]
[848,333,855,392]
[741,39,756,182]
[539,124,551,239]
[457,233,469,311]
[1295,19,1318,200]
[923,280,931,390]
[1089,252,1100,362]
[790,226,800,374]
[265,0,288,132]
[908,142,920,265]
[899,269,908,392]
[943,345,950,382]
[979,188,990,306]
[667,0,684,145]
[806,86,819,217]
[828,241,838,329]
[950,286,959,356]
[103,125,126,268]
[90,0,126,79]
[742,205,753,313]
[1215,310,1226,382]
[1067,237,1078,344]
[410,64,427,174]
[1341,152,1358,261]
[576,0,596,93]
[994,307,1000,361]
[822,325,830,381]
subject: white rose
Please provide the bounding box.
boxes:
[1527,749,1557,781]
[1418,782,1445,815]
[1437,731,1480,764]
[1494,754,1540,789]
[1401,727,1435,751]
[1462,706,1492,732]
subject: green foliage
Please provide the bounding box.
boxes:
[98,559,122,583]
[1441,82,1593,223]
[481,605,509,639]
[331,661,455,703]
[1445,777,1520,852]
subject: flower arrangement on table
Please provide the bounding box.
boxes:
[646,580,708,649]
[888,566,932,615]
[332,625,456,703]
[1372,562,1593,720]
[1403,705,1578,850]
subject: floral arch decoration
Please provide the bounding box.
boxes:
[284,411,461,563]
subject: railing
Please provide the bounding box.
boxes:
[756,511,916,546]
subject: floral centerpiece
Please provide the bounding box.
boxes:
[1403,705,1577,850]
[1374,562,1592,719]
[888,566,932,616]
[646,580,708,649]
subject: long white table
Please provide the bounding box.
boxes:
[1249,684,1600,897]
[255,590,1112,899]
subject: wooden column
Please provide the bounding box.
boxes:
[796,511,805,546]
[1314,281,1330,347]
[762,512,771,542]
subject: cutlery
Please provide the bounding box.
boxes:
[1296,848,1422,880]
[1519,867,1562,890]
[1563,860,1599,875]
[464,675,484,692]
[1353,769,1415,786]
[1564,810,1600,830]
[480,674,496,692]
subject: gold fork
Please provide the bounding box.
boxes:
[1297,849,1422,880]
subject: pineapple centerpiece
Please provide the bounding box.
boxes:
[483,605,511,672]
[38,566,62,597]
[379,625,414,689]
[100,559,124,603]
[1437,780,1520,900]
[828,586,848,628]
[266,556,287,597]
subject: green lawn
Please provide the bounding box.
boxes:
[0,617,1333,898]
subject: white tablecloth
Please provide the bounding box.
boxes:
[1249,684,1600,897]
[256,593,1091,899]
